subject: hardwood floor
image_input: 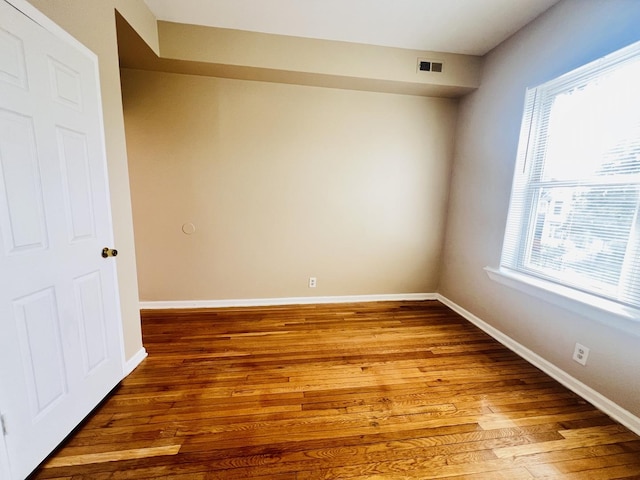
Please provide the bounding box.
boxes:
[32,301,640,479]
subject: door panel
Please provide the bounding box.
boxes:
[0,109,47,253]
[0,1,125,478]
[48,57,83,111]
[0,28,28,89]
[74,271,109,373]
[57,126,96,241]
[13,288,68,418]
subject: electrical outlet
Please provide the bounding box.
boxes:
[308,277,317,288]
[572,342,590,366]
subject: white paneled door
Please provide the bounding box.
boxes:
[0,1,124,478]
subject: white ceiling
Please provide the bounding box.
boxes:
[143,0,561,56]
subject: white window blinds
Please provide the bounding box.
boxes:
[501,41,640,309]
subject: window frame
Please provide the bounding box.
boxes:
[490,40,640,326]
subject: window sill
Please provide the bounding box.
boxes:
[484,266,640,337]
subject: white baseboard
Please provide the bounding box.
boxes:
[139,293,437,310]
[123,347,147,377]
[435,294,640,436]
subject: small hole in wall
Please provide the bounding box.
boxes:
[182,223,196,235]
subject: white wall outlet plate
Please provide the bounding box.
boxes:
[572,342,590,366]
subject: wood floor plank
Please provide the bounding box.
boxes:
[494,432,640,459]
[41,445,182,468]
[29,301,640,479]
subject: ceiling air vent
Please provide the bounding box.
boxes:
[417,59,443,73]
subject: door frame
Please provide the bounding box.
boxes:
[0,0,127,477]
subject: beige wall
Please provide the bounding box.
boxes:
[440,0,640,417]
[122,69,457,301]
[25,0,154,361]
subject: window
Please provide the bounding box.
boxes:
[500,41,640,311]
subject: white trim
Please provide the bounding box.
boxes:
[485,267,640,338]
[123,348,147,377]
[139,293,436,310]
[435,294,640,437]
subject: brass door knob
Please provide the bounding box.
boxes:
[102,247,118,258]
